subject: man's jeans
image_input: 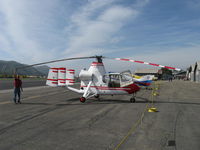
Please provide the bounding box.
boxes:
[14,88,21,102]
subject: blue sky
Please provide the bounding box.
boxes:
[0,0,200,71]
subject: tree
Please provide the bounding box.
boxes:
[161,68,172,80]
[161,68,172,75]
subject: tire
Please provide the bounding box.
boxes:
[130,97,136,103]
[80,97,86,103]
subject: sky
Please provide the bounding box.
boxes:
[0,0,200,72]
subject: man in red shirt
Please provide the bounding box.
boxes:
[13,75,23,104]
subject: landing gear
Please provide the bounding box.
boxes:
[130,97,136,103]
[130,92,136,103]
[94,94,99,98]
[80,97,86,103]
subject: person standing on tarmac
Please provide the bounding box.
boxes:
[13,75,23,104]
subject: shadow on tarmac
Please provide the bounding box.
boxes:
[20,97,150,106]
[21,102,52,106]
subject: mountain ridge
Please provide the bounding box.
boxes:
[0,60,49,76]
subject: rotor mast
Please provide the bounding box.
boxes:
[95,56,103,63]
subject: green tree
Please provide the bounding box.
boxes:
[161,68,172,80]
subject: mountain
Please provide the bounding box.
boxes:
[0,60,49,76]
[35,65,50,76]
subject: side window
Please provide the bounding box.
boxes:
[108,75,121,87]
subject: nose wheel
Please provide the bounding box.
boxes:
[130,97,136,103]
[80,97,86,103]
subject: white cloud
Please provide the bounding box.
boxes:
[0,35,11,52]
[63,1,139,57]
[0,0,64,63]
[0,0,151,68]
[0,1,38,60]
[127,45,200,70]
[98,5,136,23]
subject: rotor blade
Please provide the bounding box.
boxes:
[15,56,98,71]
[107,57,181,71]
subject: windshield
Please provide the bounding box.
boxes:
[120,71,133,87]
[121,71,133,81]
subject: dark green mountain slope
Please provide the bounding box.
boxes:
[0,60,49,76]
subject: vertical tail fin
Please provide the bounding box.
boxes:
[46,68,58,86]
[66,69,75,85]
[58,68,66,86]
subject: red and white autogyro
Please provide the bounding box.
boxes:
[16,56,181,103]
[46,56,140,103]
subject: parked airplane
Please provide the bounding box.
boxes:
[132,74,154,86]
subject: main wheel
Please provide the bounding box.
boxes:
[130,97,136,103]
[80,97,86,103]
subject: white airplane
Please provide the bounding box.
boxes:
[15,56,181,103]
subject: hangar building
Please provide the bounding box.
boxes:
[186,61,200,83]
[134,68,162,78]
[194,61,200,83]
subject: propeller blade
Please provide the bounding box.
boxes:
[108,57,181,71]
[15,56,103,72]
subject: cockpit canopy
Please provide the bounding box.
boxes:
[103,70,133,87]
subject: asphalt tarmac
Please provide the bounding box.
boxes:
[0,80,199,150]
[0,79,46,90]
